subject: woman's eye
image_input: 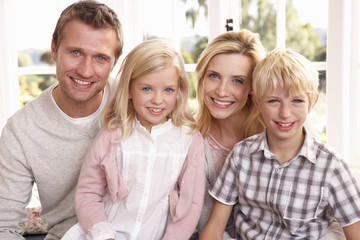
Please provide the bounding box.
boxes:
[208,73,219,79]
[143,87,151,92]
[233,78,244,84]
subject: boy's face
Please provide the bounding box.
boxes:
[254,89,311,145]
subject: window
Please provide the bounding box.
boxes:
[1,0,359,178]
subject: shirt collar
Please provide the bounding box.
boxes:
[135,118,174,138]
[249,128,317,165]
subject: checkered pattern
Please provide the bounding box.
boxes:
[210,130,360,239]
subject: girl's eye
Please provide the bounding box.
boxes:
[143,87,151,92]
[165,88,174,93]
[268,99,279,103]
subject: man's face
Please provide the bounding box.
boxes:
[51,19,118,106]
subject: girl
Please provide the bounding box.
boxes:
[62,39,205,240]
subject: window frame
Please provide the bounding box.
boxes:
[1,0,360,176]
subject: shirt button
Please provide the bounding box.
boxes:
[276,168,281,173]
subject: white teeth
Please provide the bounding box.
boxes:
[213,99,232,106]
[150,108,162,112]
[74,78,91,85]
[278,122,292,127]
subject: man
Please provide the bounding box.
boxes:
[0,1,123,239]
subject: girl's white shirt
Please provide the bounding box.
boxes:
[93,119,193,240]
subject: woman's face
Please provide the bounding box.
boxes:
[203,53,253,121]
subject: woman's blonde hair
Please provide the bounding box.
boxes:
[252,48,319,110]
[195,30,266,138]
[102,39,196,140]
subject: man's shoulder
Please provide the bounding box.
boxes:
[9,88,51,120]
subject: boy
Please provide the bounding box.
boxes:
[200,48,360,239]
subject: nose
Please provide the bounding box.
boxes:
[77,57,94,78]
[151,92,163,105]
[279,103,291,118]
[215,80,228,97]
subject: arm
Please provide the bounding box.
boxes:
[342,221,360,240]
[0,123,33,239]
[200,200,233,240]
[163,132,206,240]
[75,131,120,237]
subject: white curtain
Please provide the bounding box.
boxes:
[0,0,20,133]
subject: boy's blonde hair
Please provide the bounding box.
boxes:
[102,39,196,140]
[195,30,266,138]
[252,48,319,110]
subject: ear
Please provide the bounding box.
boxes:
[309,93,319,111]
[111,57,120,72]
[51,40,57,62]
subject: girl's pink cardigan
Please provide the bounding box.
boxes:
[74,129,206,240]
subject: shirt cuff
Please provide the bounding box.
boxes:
[86,221,116,240]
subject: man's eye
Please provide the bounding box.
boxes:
[72,50,80,55]
[143,87,151,92]
[97,56,106,61]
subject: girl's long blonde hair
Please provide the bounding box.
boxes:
[102,39,197,140]
[195,30,266,138]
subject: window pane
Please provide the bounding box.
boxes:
[19,74,57,107]
[240,0,277,52]
[286,0,327,61]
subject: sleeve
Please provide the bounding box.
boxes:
[209,148,239,205]
[0,122,33,239]
[163,131,206,240]
[328,159,360,227]
[86,221,116,240]
[75,130,128,237]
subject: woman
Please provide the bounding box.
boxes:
[194,30,265,238]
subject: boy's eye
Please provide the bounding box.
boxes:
[293,99,304,103]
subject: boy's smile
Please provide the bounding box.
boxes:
[255,89,310,148]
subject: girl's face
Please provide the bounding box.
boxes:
[129,67,179,132]
[203,53,252,121]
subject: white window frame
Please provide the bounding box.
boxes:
[1,1,360,177]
